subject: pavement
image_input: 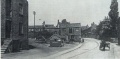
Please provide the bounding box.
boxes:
[45,38,120,59]
[1,38,83,59]
[1,38,120,59]
[43,42,83,59]
[111,43,120,59]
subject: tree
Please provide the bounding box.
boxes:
[96,17,111,40]
[109,0,119,37]
[95,21,102,36]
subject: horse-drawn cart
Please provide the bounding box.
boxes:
[99,40,110,51]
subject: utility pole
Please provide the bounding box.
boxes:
[33,11,36,39]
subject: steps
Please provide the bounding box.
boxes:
[1,39,12,54]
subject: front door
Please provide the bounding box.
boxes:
[5,20,11,38]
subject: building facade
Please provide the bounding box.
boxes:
[1,0,29,53]
[28,24,59,38]
[28,25,59,33]
[57,19,81,42]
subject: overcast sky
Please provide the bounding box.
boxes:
[28,0,120,26]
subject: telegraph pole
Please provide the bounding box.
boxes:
[33,11,36,39]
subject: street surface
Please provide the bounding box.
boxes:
[1,38,80,59]
[44,38,119,59]
[1,38,120,59]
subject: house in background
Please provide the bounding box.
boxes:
[28,21,59,38]
[81,25,89,31]
[67,23,81,42]
[45,24,59,33]
[29,25,43,32]
[1,0,29,53]
[28,25,43,38]
[29,21,59,33]
[82,22,97,38]
[57,19,81,42]
[28,19,81,43]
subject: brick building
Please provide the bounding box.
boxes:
[57,19,81,42]
[1,0,29,53]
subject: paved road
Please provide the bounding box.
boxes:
[1,39,80,59]
[45,38,116,59]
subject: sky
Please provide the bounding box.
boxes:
[28,0,120,26]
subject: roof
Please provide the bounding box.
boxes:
[29,25,57,29]
[59,23,81,28]
[45,24,56,28]
[82,27,92,34]
[68,23,81,28]
[49,34,61,40]
[28,25,42,28]
[59,23,69,28]
[81,26,89,30]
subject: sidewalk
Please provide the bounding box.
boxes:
[1,39,82,59]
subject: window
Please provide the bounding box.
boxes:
[69,28,72,33]
[45,25,48,27]
[19,3,23,15]
[71,35,74,39]
[29,29,31,32]
[31,29,34,31]
[19,23,24,35]
[39,29,41,31]
[54,39,57,42]
[6,0,12,18]
[5,20,11,38]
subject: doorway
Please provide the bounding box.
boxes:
[5,20,11,38]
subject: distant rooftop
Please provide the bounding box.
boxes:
[68,23,81,28]
[29,24,56,29]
